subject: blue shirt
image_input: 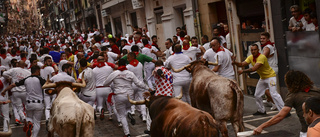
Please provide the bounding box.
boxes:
[49,51,61,63]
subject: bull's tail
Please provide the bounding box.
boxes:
[229,80,245,132]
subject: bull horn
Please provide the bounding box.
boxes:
[127,94,146,105]
[175,91,183,100]
[0,120,12,137]
[72,72,86,88]
[171,64,191,73]
[208,55,219,66]
[42,75,56,89]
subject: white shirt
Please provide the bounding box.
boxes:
[40,66,55,80]
[182,46,201,61]
[214,50,235,80]
[0,56,11,69]
[107,52,118,64]
[263,44,278,72]
[164,53,192,83]
[304,22,316,31]
[59,60,69,72]
[127,62,144,81]
[103,70,149,94]
[142,46,158,60]
[50,72,75,83]
[164,47,174,59]
[202,42,211,51]
[203,49,217,69]
[122,45,132,53]
[39,54,52,63]
[0,77,9,101]
[79,68,96,96]
[3,67,31,92]
[289,16,307,29]
[93,65,113,87]
[15,75,45,101]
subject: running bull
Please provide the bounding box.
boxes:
[128,92,219,137]
[172,59,245,137]
[42,75,95,137]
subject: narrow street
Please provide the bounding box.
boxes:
[1,95,301,137]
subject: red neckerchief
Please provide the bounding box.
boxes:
[152,42,158,48]
[125,43,131,46]
[214,46,225,53]
[129,59,139,67]
[180,37,185,41]
[133,51,139,56]
[253,53,261,63]
[129,39,133,43]
[118,65,127,71]
[67,53,73,58]
[176,33,180,36]
[10,53,16,57]
[295,15,304,22]
[261,41,275,48]
[116,38,120,43]
[21,57,26,62]
[144,44,152,49]
[92,62,106,68]
[304,86,311,93]
[183,44,190,50]
[315,23,318,27]
[0,54,6,59]
[307,20,313,24]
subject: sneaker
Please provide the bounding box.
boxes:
[144,130,150,134]
[109,115,113,121]
[100,108,105,121]
[26,122,33,137]
[15,119,22,126]
[127,112,136,125]
[270,104,277,111]
[118,122,123,127]
[124,134,131,137]
[253,111,266,115]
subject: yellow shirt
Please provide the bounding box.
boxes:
[73,62,90,79]
[245,54,276,79]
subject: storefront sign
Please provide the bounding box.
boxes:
[132,0,144,9]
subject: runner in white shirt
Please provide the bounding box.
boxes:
[93,56,114,120]
[182,37,204,61]
[1,65,46,137]
[40,57,56,123]
[141,39,160,82]
[0,76,10,132]
[3,61,31,125]
[164,44,192,104]
[103,59,152,137]
[0,49,11,69]
[163,39,174,60]
[126,52,147,122]
[209,37,235,80]
[77,58,96,107]
[202,48,217,69]
[131,32,144,49]
[50,64,75,83]
[201,35,211,51]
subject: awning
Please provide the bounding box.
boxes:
[102,0,126,9]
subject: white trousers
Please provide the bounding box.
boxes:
[130,85,147,120]
[11,91,27,121]
[0,95,9,132]
[44,93,56,120]
[96,87,119,120]
[146,108,151,131]
[114,94,132,135]
[300,132,307,137]
[255,77,284,113]
[79,93,96,107]
[173,80,191,104]
[26,103,44,137]
[144,63,155,82]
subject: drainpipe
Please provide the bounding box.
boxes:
[193,0,202,43]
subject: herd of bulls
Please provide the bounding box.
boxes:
[0,60,244,137]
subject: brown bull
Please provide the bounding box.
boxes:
[172,60,244,137]
[128,92,219,137]
[42,75,95,137]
